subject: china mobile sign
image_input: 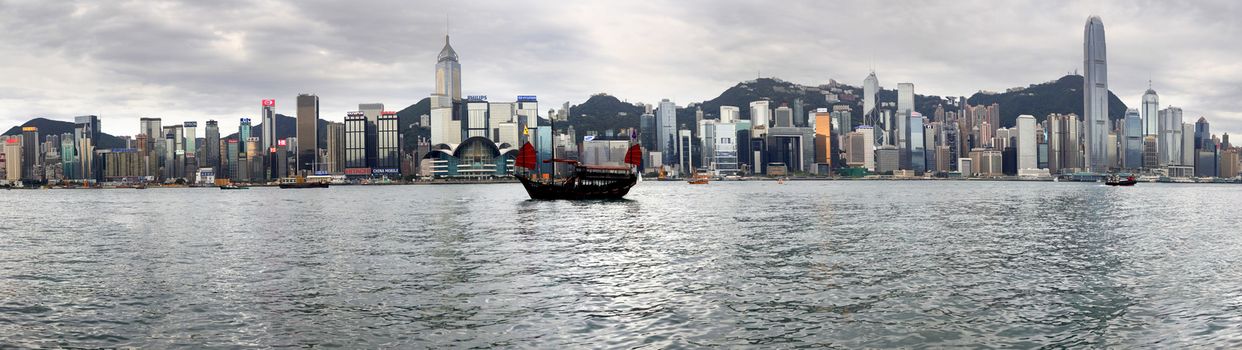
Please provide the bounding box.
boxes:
[262,99,276,107]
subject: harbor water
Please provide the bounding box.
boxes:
[1,181,1240,348]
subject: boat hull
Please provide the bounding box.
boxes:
[1105,180,1137,186]
[517,175,636,200]
[278,182,329,189]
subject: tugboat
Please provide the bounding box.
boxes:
[219,183,249,190]
[513,142,641,200]
[278,176,329,189]
[1105,175,1138,186]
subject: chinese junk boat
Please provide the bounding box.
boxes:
[513,142,641,200]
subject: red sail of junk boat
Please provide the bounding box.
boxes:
[513,142,642,200]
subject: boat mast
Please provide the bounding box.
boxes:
[550,110,556,179]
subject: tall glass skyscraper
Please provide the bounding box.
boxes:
[1123,110,1143,170]
[863,72,879,125]
[1142,86,1159,136]
[1084,16,1109,173]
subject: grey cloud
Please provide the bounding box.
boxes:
[0,0,1239,137]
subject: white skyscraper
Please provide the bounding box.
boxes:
[750,100,771,138]
[431,35,462,145]
[896,83,914,149]
[897,83,914,116]
[863,72,879,124]
[719,106,740,124]
[1084,16,1109,173]
[1159,106,1183,165]
[1016,115,1042,175]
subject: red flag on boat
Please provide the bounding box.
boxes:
[516,142,538,169]
[624,144,643,167]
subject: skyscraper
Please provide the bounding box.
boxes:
[431,35,462,146]
[296,94,319,172]
[1142,86,1159,136]
[238,118,252,155]
[1194,117,1211,151]
[325,121,346,174]
[720,106,740,124]
[21,127,40,182]
[376,111,400,173]
[1123,110,1144,170]
[344,112,367,171]
[74,115,101,182]
[1160,107,1184,165]
[749,100,770,137]
[908,112,925,173]
[204,120,220,173]
[1084,15,1109,173]
[261,99,276,151]
[657,99,677,158]
[863,72,879,124]
[360,103,384,166]
[896,83,914,149]
[1016,115,1038,172]
[435,36,461,102]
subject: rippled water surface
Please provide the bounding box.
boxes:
[2,181,1242,348]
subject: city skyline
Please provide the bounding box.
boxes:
[1,1,1240,138]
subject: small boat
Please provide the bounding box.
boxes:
[278,176,329,189]
[1105,175,1138,186]
[219,184,249,190]
[513,142,641,200]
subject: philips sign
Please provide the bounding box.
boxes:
[466,95,488,102]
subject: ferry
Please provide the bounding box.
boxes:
[688,170,710,185]
[278,176,330,189]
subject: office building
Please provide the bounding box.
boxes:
[262,99,277,151]
[296,94,319,172]
[1181,123,1195,167]
[1048,113,1082,174]
[863,72,879,124]
[713,122,739,176]
[720,106,740,124]
[657,99,677,164]
[1016,115,1044,175]
[204,120,220,173]
[344,112,367,172]
[1159,107,1184,165]
[1142,86,1159,136]
[1083,15,1109,173]
[1142,135,1159,169]
[21,127,41,182]
[1123,110,1143,170]
[376,111,400,174]
[325,121,345,175]
[814,110,832,171]
[750,100,770,137]
[774,104,793,128]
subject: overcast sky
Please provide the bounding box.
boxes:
[1,0,1239,138]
